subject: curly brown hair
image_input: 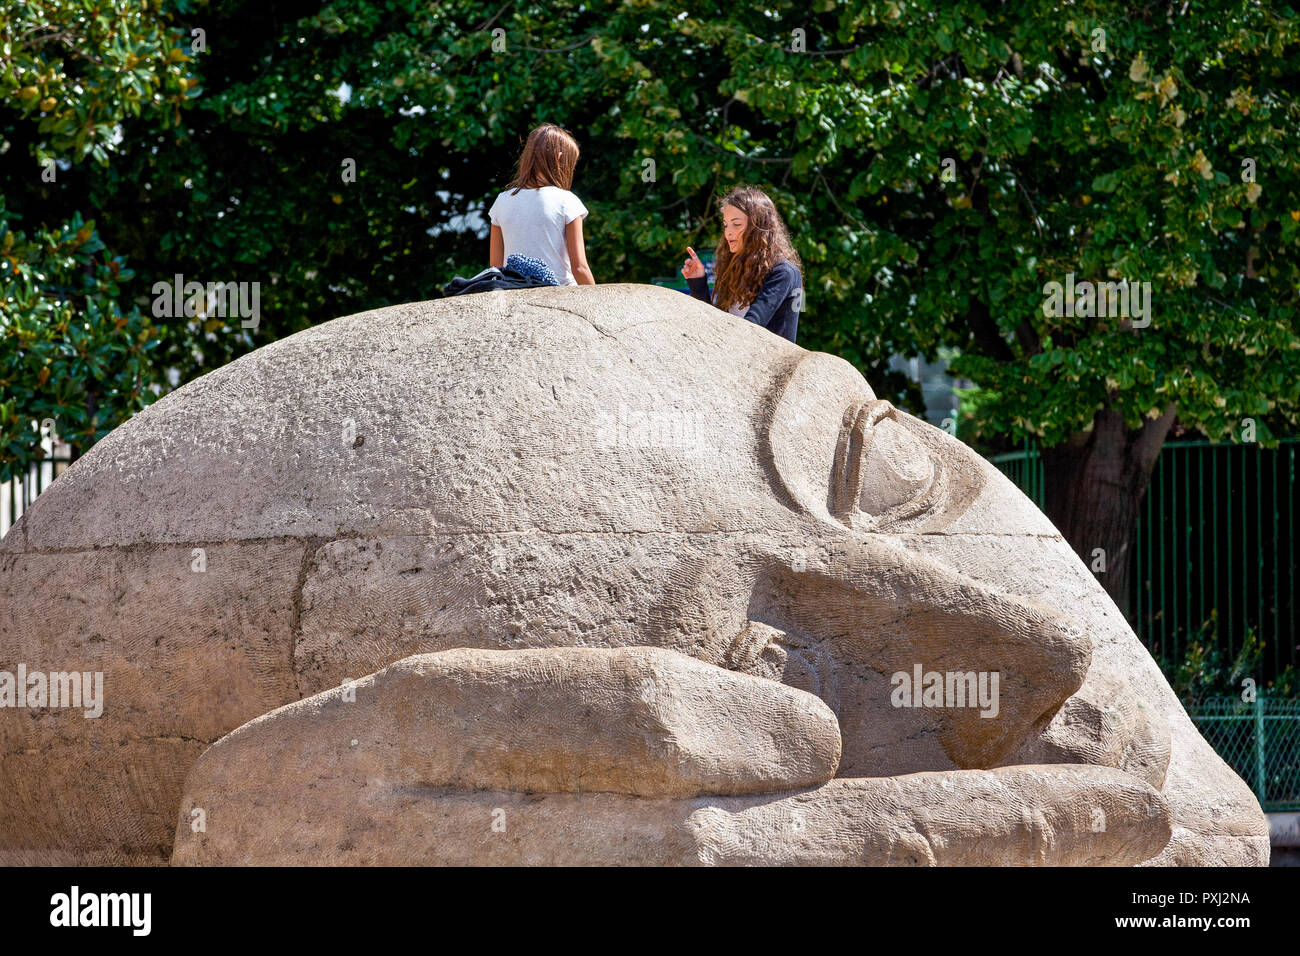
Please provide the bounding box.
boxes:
[711,186,802,313]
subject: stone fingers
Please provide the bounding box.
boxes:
[172,645,843,862]
[691,765,1172,866]
[174,763,1170,866]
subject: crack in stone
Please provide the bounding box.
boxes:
[12,535,353,556]
[526,302,619,340]
[289,536,331,701]
[11,529,1066,557]
[529,302,672,340]
[12,732,212,749]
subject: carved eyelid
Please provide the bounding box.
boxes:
[830,399,944,528]
[831,399,895,515]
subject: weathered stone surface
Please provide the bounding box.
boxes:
[898,532,1268,865]
[0,542,300,864]
[0,283,1267,865]
[174,755,1170,866]
[289,532,1090,777]
[176,646,841,807]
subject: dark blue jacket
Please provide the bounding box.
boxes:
[687,259,802,343]
[442,266,553,297]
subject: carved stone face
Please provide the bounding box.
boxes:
[0,284,1267,865]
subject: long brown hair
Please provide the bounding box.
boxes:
[711,186,802,313]
[507,124,580,194]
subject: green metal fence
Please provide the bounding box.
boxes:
[1186,696,1300,812]
[988,439,1046,511]
[989,438,1300,812]
[989,438,1300,685]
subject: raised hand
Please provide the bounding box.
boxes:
[681,246,705,280]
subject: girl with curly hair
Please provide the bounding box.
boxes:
[680,186,803,342]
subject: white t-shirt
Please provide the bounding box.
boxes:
[488,186,589,285]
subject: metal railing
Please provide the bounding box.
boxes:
[1,455,72,540]
[989,438,1299,684]
[1186,696,1300,812]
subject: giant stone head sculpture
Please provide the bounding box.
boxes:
[0,284,1268,865]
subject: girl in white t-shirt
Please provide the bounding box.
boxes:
[488,124,595,285]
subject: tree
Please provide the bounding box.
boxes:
[12,0,1299,622]
[0,0,197,473]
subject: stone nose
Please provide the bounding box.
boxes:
[750,535,1092,775]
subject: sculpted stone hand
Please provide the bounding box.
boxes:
[0,284,1267,865]
[172,646,1169,866]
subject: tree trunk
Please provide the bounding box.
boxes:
[1040,403,1177,621]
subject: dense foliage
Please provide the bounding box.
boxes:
[1,0,195,471]
[4,3,1297,584]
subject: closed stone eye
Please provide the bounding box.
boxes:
[831,399,941,530]
[764,351,966,533]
